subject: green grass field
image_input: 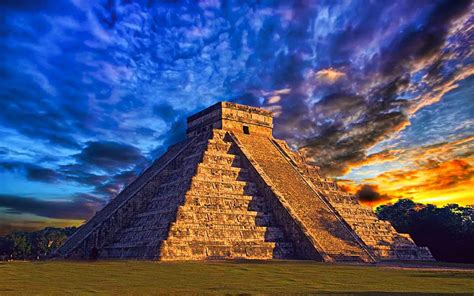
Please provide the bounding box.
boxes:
[1,260,473,295]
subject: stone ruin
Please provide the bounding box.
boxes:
[56,102,433,262]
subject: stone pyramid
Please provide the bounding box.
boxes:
[57,102,433,262]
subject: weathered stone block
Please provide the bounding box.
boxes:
[56,102,433,262]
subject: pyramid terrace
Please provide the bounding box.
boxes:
[56,102,433,262]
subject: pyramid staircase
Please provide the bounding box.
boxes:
[274,141,434,261]
[61,130,295,260]
[318,189,433,260]
[56,101,433,262]
[231,133,376,263]
[158,130,294,260]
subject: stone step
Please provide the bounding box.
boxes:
[185,192,256,200]
[207,136,231,142]
[136,209,179,218]
[156,180,191,194]
[144,195,184,211]
[362,238,399,246]
[335,207,376,216]
[195,164,249,182]
[189,179,257,195]
[390,248,434,260]
[328,254,369,262]
[185,193,255,201]
[370,243,419,251]
[119,225,170,233]
[180,140,209,155]
[178,205,268,216]
[174,210,274,226]
[344,218,379,224]
[109,235,167,247]
[176,207,272,220]
[100,245,158,259]
[127,211,177,228]
[184,195,266,212]
[103,239,165,250]
[352,221,394,229]
[205,140,236,153]
[354,231,397,239]
[167,225,286,242]
[158,166,198,179]
[360,234,415,246]
[209,130,228,141]
[201,152,242,167]
[104,241,162,249]
[183,152,205,163]
[324,193,359,204]
[352,226,395,234]
[164,235,284,244]
[160,241,294,260]
[170,222,273,232]
[373,249,398,258]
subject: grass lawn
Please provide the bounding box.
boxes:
[0,260,473,295]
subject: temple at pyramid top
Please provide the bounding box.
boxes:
[56,101,433,263]
[186,102,273,137]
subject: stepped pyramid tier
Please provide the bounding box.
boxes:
[56,102,433,262]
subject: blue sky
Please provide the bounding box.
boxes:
[0,0,472,234]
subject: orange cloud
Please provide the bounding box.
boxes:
[349,135,474,170]
[315,68,346,84]
[340,135,474,207]
[365,158,473,206]
[337,180,396,207]
[267,95,281,104]
[343,157,474,207]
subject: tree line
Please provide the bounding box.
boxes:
[376,199,473,263]
[0,227,77,260]
[0,199,472,263]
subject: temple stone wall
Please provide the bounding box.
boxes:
[56,101,433,262]
[269,139,433,261]
[187,102,273,137]
[232,132,375,263]
[159,130,294,260]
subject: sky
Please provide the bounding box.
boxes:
[0,0,473,235]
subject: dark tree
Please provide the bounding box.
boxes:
[0,227,77,260]
[7,233,32,258]
[0,236,13,257]
[376,199,474,263]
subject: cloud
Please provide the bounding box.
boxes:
[376,0,471,78]
[352,135,474,170]
[314,68,346,84]
[0,162,60,183]
[342,156,473,208]
[365,158,473,204]
[0,160,139,200]
[339,135,474,207]
[291,1,472,176]
[59,164,109,187]
[356,184,392,206]
[93,170,137,197]
[409,65,474,115]
[0,194,104,220]
[0,0,472,232]
[299,72,414,174]
[74,141,145,172]
[1,0,471,176]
